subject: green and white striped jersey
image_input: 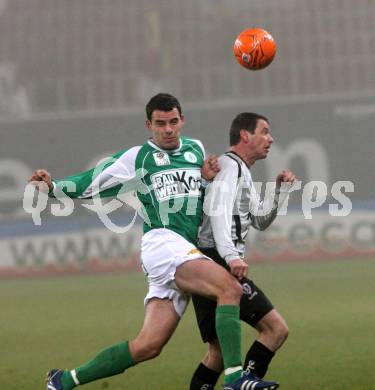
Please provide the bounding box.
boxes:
[51,136,206,244]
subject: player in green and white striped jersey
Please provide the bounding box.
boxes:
[49,133,206,245]
[30,94,277,390]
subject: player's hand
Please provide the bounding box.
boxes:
[228,258,248,280]
[276,169,296,187]
[28,169,53,192]
[201,154,220,181]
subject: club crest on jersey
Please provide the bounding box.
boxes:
[184,151,198,163]
[153,151,170,166]
[150,168,202,201]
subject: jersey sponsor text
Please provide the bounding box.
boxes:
[151,168,201,201]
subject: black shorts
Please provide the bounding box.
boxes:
[192,247,274,343]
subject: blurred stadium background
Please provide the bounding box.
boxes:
[0,1,374,389]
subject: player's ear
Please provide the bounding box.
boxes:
[145,119,152,129]
[180,113,185,124]
[240,129,250,142]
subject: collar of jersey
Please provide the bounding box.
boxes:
[226,150,248,167]
[147,138,183,154]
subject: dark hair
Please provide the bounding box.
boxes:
[229,112,269,146]
[145,93,182,121]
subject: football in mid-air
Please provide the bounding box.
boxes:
[233,28,276,70]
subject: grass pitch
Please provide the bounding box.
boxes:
[1,257,374,389]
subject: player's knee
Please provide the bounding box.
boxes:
[269,319,289,347]
[132,337,165,361]
[209,268,242,304]
[276,321,289,343]
[139,340,164,360]
[221,277,242,303]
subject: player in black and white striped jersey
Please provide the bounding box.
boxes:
[191,112,297,390]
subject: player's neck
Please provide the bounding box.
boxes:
[229,146,256,167]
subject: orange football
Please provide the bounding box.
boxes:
[233,28,277,70]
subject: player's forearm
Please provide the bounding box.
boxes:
[210,215,241,264]
[214,228,241,263]
[216,244,242,264]
[251,209,278,230]
[251,183,290,230]
[49,149,138,199]
[49,169,96,199]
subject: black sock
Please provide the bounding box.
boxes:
[243,340,275,378]
[190,363,221,390]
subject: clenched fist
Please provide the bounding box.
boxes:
[28,169,53,192]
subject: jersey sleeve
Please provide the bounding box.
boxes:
[204,155,241,263]
[51,146,141,199]
[249,181,290,230]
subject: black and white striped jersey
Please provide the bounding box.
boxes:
[198,151,289,264]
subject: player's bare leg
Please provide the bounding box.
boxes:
[175,258,243,385]
[202,339,224,373]
[176,258,249,386]
[129,298,180,362]
[189,339,223,390]
[254,309,289,352]
[189,306,286,389]
[193,309,288,385]
[46,298,180,390]
[193,308,290,375]
[174,258,242,304]
[243,309,289,378]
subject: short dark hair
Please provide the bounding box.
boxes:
[145,93,182,121]
[229,112,269,146]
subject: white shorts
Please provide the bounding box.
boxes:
[141,228,210,317]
